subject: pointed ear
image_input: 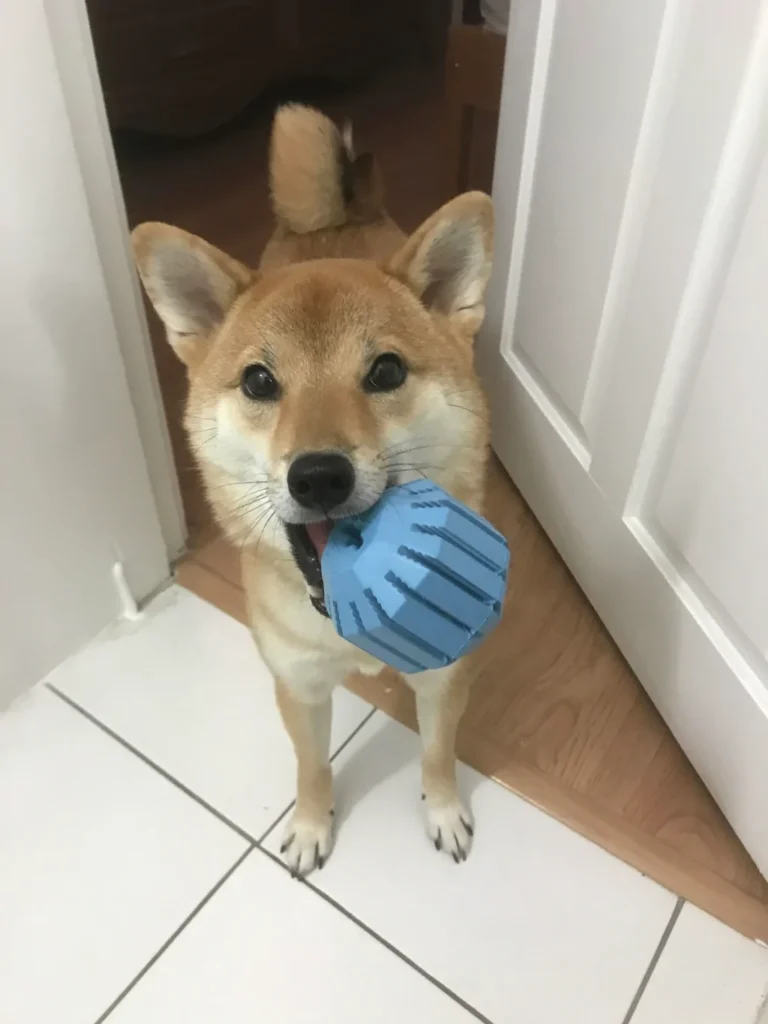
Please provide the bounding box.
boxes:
[131,222,252,368]
[387,192,494,336]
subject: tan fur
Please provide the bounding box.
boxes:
[132,222,251,369]
[274,679,334,872]
[269,104,349,234]
[132,105,495,874]
[418,669,471,803]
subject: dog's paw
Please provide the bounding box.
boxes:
[424,798,473,863]
[280,809,334,878]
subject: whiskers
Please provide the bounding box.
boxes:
[186,416,220,459]
[375,438,479,483]
[443,386,486,420]
[216,481,271,541]
[208,478,288,560]
[184,413,288,559]
[237,500,281,556]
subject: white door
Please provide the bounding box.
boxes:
[479,0,768,875]
[0,0,180,707]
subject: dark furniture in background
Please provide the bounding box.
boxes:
[87,0,450,137]
[443,22,506,198]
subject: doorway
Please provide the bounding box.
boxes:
[83,0,768,940]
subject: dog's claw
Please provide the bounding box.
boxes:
[425,800,473,862]
[280,811,334,878]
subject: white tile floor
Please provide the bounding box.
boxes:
[2,587,767,1024]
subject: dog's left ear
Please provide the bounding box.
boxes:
[131,222,252,370]
[387,191,494,336]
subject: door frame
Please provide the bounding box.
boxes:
[46,0,187,562]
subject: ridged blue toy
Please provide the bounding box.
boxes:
[321,480,510,674]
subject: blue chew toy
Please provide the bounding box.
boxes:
[321,481,509,673]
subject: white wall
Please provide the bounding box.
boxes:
[0,0,173,706]
[46,0,187,563]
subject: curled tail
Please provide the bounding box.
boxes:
[269,104,384,234]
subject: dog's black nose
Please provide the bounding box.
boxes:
[287,452,355,512]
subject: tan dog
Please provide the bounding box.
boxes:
[133,106,494,876]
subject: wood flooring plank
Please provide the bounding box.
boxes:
[176,559,248,627]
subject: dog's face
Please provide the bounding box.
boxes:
[134,193,493,596]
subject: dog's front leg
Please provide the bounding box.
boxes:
[411,663,474,862]
[275,679,334,877]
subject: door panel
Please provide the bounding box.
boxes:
[513,0,665,427]
[480,0,768,873]
[586,0,763,502]
[652,158,768,655]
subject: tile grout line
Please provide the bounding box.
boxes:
[252,843,495,1024]
[331,705,379,763]
[46,684,258,844]
[620,897,684,1024]
[47,692,486,1022]
[93,846,255,1023]
[75,701,379,1023]
[46,684,377,848]
[89,832,491,1024]
[256,705,379,845]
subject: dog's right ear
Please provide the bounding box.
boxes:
[386,192,493,338]
[131,223,252,369]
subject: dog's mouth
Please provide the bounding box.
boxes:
[283,480,392,616]
[284,520,335,616]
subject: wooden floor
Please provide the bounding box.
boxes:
[118,59,768,942]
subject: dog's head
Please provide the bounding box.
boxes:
[133,191,493,600]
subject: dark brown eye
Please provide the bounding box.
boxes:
[364,353,407,393]
[241,364,280,401]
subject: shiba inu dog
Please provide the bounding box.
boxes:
[132,105,495,876]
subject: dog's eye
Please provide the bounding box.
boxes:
[364,353,407,393]
[241,364,280,401]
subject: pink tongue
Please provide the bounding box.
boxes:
[306,520,333,559]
